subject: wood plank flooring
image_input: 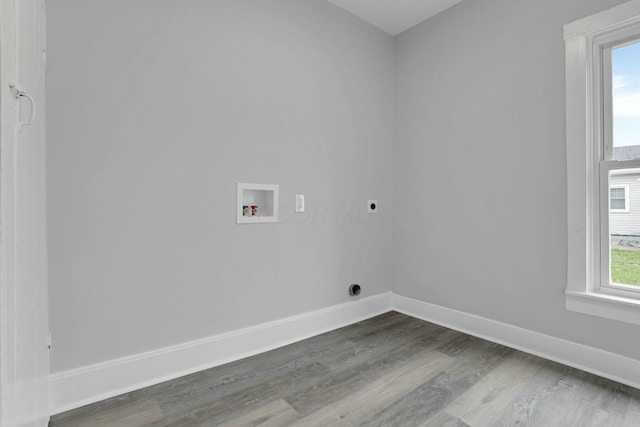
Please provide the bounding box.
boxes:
[50,312,640,427]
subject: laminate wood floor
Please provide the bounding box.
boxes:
[50,312,640,427]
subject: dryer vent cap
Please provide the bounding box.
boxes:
[349,284,361,296]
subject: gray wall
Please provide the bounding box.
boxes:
[47,0,394,372]
[393,0,640,361]
[49,0,640,375]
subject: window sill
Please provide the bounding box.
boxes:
[566,290,640,326]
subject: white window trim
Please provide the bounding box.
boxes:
[609,183,629,213]
[565,0,640,326]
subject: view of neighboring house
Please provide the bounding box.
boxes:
[611,146,640,237]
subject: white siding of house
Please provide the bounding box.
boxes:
[610,173,640,235]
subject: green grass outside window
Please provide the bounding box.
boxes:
[611,248,640,286]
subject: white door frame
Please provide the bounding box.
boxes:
[0,0,19,422]
[0,0,49,425]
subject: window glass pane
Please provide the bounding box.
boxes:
[610,171,640,286]
[611,199,626,209]
[612,41,640,160]
[611,187,625,199]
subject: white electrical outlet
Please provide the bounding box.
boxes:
[367,200,377,213]
[295,195,305,213]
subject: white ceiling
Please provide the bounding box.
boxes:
[325,0,464,36]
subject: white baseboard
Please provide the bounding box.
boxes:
[49,292,393,415]
[51,291,640,416]
[392,294,640,390]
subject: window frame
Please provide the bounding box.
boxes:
[565,0,640,326]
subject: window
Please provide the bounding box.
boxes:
[565,0,640,326]
[609,185,629,212]
[610,187,626,210]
